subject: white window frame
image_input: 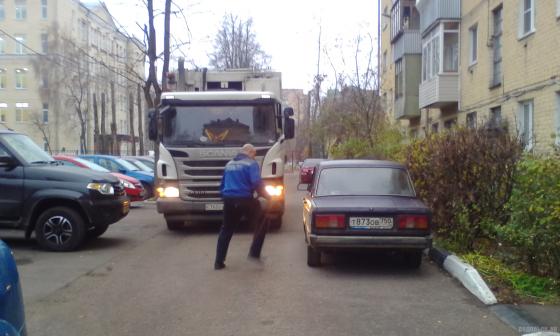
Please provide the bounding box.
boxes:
[518,0,536,39]
[15,0,26,20]
[15,35,25,55]
[557,0,560,18]
[0,0,4,21]
[469,24,478,65]
[518,100,534,150]
[41,0,47,19]
[15,68,28,89]
[42,103,49,124]
[0,68,5,89]
[0,35,4,54]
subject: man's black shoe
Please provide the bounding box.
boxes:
[214,262,226,270]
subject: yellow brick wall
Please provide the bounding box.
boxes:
[459,0,560,152]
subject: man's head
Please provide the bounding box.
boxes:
[240,143,257,159]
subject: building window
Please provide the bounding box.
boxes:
[15,68,28,89]
[422,28,439,82]
[469,24,478,65]
[519,0,535,38]
[490,106,502,129]
[41,33,48,53]
[0,35,4,54]
[42,103,49,123]
[15,35,25,54]
[444,118,457,130]
[555,93,560,145]
[382,51,387,73]
[443,23,459,73]
[15,0,26,20]
[41,0,47,19]
[467,112,477,129]
[0,68,5,89]
[41,71,48,88]
[0,0,4,21]
[557,0,560,18]
[0,103,7,123]
[15,103,28,123]
[492,6,503,87]
[432,122,439,133]
[395,60,403,99]
[518,100,534,150]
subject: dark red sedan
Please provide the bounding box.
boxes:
[54,155,145,202]
[301,160,432,268]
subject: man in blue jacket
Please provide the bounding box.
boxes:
[214,144,269,270]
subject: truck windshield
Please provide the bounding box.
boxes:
[3,133,54,164]
[162,104,278,147]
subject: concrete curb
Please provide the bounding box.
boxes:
[429,247,497,305]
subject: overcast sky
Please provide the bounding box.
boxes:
[104,0,379,91]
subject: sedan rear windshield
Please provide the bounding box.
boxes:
[315,167,415,197]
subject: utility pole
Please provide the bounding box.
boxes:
[137,84,144,155]
[111,82,118,155]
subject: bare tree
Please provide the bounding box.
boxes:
[210,14,270,70]
[30,111,52,154]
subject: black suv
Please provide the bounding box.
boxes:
[0,130,130,251]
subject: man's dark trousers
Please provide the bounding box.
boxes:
[215,197,268,265]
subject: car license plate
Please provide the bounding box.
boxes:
[205,203,223,211]
[349,217,393,229]
[122,201,130,215]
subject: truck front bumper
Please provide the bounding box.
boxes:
[157,197,284,222]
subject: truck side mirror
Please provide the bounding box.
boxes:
[0,156,17,168]
[283,107,295,140]
[148,109,157,141]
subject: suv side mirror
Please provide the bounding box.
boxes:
[283,107,295,140]
[0,156,17,168]
[148,109,157,141]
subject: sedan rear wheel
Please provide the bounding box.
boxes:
[404,250,423,269]
[307,245,322,267]
[35,207,87,252]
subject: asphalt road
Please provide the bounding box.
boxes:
[4,173,516,336]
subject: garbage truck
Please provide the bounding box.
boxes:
[149,70,294,230]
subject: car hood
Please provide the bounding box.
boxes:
[311,195,430,213]
[25,165,118,183]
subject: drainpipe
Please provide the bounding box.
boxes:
[202,68,207,91]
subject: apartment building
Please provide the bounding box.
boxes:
[380,0,560,151]
[0,0,145,154]
[379,0,397,122]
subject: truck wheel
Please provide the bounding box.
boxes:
[166,219,183,231]
[307,245,322,267]
[404,250,423,269]
[268,217,282,231]
[35,207,87,252]
[88,223,109,239]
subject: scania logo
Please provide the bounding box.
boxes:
[187,190,211,196]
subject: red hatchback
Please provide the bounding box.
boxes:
[54,155,145,202]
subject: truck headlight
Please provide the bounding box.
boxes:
[265,185,284,197]
[157,186,180,198]
[87,183,115,195]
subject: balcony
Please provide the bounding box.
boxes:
[392,30,422,62]
[416,0,461,34]
[418,73,459,108]
[394,55,421,119]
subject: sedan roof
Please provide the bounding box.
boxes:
[317,160,406,170]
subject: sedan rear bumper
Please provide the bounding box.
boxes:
[309,234,432,250]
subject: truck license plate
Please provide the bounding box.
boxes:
[205,203,223,211]
[349,217,393,229]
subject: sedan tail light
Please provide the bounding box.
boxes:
[397,215,429,230]
[315,214,346,229]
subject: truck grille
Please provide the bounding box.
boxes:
[176,159,228,201]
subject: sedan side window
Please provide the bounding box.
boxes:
[0,144,9,157]
[97,159,113,171]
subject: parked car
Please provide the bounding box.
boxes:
[299,158,325,184]
[135,156,155,171]
[0,130,129,251]
[0,240,26,336]
[54,155,145,202]
[80,155,155,198]
[121,156,154,173]
[301,160,432,268]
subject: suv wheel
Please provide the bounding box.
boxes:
[88,223,109,239]
[35,207,87,251]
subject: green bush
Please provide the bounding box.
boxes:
[406,128,523,250]
[498,155,560,278]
